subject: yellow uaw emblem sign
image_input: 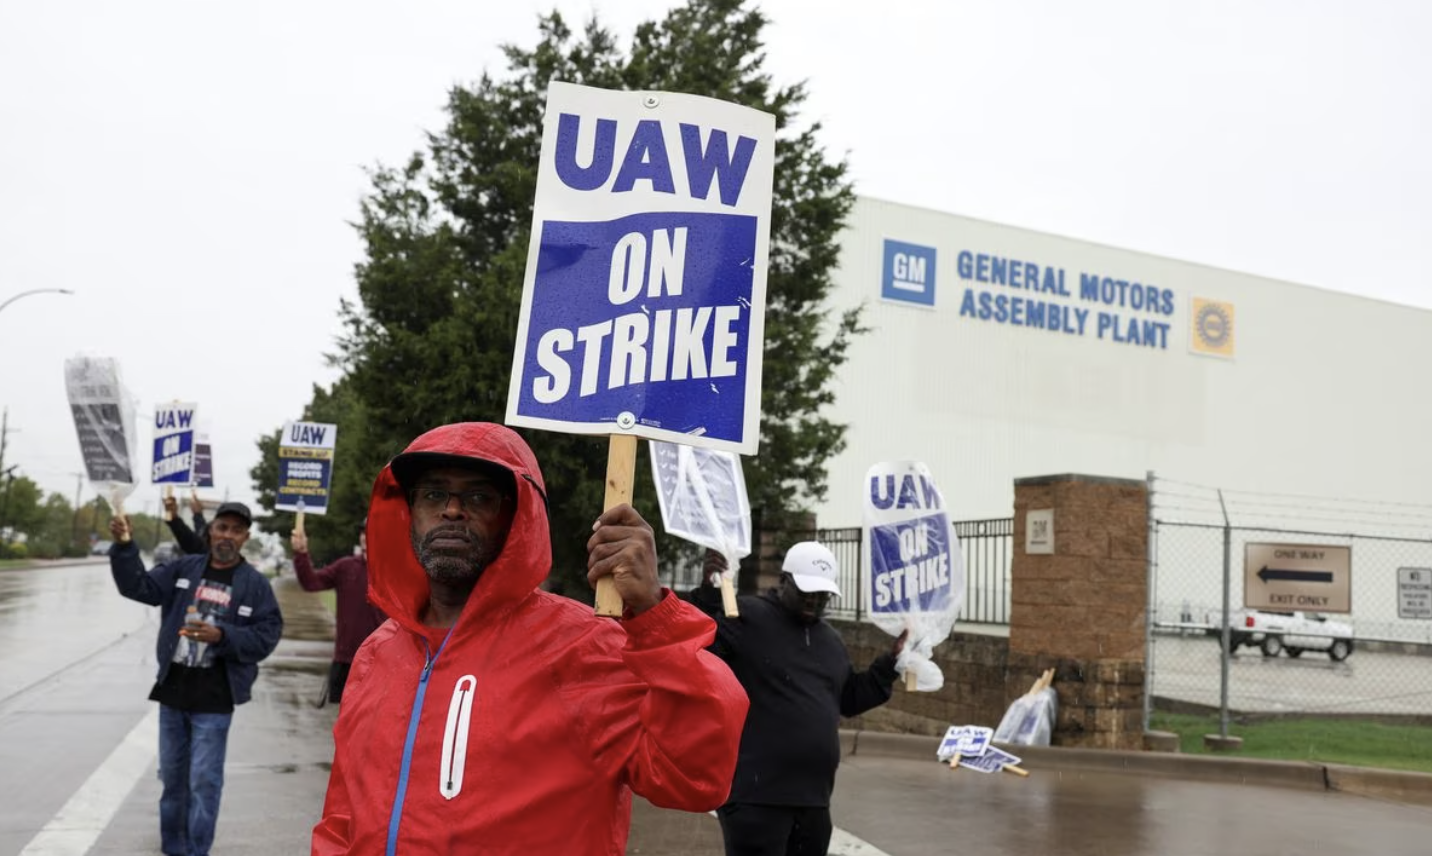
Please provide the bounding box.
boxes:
[1189,297,1235,358]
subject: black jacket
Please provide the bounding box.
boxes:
[694,587,897,807]
[165,511,208,555]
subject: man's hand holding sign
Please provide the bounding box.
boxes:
[506,82,775,616]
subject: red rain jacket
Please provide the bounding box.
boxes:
[312,423,748,855]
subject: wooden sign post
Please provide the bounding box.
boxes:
[596,435,637,617]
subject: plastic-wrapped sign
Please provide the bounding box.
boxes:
[650,440,750,615]
[64,356,137,490]
[863,461,965,691]
[650,441,751,555]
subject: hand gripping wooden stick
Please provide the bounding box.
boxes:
[720,574,739,617]
[112,489,131,544]
[595,434,636,617]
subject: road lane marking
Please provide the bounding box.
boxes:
[20,707,158,856]
[706,811,894,856]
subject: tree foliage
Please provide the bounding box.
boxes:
[252,0,860,595]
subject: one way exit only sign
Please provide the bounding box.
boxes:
[1244,543,1352,614]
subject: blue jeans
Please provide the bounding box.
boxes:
[157,706,232,856]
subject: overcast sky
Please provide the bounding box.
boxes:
[1,0,1427,517]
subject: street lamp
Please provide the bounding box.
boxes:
[0,288,75,316]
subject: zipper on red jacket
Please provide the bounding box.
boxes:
[440,675,477,799]
[386,626,456,856]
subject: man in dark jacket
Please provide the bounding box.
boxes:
[109,501,283,856]
[162,492,208,555]
[289,519,386,704]
[693,542,906,856]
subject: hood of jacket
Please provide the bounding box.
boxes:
[366,423,550,642]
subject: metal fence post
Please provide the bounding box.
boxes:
[1218,490,1232,739]
[856,527,864,621]
[1144,470,1156,732]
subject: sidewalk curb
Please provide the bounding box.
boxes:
[841,729,1432,807]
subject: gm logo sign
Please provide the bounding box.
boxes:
[882,240,936,307]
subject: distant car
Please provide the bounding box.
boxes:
[152,542,180,563]
[90,540,113,556]
[1212,609,1354,661]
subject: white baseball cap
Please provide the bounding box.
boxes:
[782,541,841,597]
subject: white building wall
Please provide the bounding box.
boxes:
[813,196,1432,531]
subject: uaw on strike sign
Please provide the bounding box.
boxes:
[506,82,775,453]
[864,461,965,691]
[275,421,337,515]
[152,403,198,484]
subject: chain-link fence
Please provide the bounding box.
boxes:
[1147,477,1432,726]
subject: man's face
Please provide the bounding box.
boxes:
[408,466,515,586]
[208,515,250,567]
[778,574,832,624]
[358,531,367,555]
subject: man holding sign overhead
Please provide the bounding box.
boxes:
[107,501,283,856]
[312,422,748,855]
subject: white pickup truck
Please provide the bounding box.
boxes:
[1213,610,1355,661]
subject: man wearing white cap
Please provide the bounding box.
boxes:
[693,542,907,856]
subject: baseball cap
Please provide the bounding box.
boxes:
[214,501,253,528]
[782,541,841,597]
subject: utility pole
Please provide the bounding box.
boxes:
[0,407,10,483]
[0,464,16,540]
[71,472,85,553]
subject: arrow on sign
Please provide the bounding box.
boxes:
[1257,566,1334,584]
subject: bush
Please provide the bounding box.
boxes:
[0,542,29,560]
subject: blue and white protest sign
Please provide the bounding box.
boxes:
[505,82,775,454]
[936,725,993,762]
[151,402,198,485]
[958,746,1023,775]
[275,421,337,515]
[651,440,751,615]
[863,461,966,691]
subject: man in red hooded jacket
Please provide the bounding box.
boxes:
[312,423,749,856]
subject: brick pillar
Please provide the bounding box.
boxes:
[1008,474,1147,750]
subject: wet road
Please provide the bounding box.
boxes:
[2,561,1429,855]
[0,558,153,704]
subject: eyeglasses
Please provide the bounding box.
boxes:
[408,487,508,519]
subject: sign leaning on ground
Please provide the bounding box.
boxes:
[1397,568,1432,620]
[1243,542,1351,614]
